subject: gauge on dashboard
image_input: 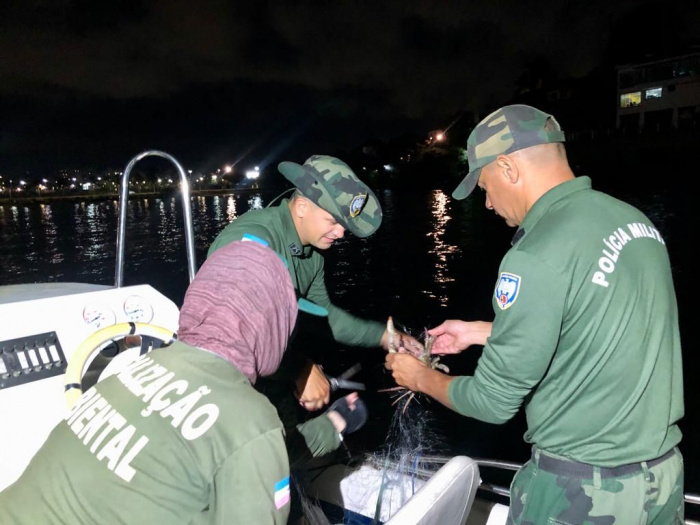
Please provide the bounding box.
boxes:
[82,304,116,331]
[123,295,154,323]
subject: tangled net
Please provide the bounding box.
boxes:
[295,323,450,524]
[362,393,448,522]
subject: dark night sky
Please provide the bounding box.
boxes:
[1,0,699,176]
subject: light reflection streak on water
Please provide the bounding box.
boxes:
[248,195,263,210]
[0,206,23,278]
[226,196,237,222]
[155,199,179,264]
[329,240,351,298]
[20,207,37,266]
[71,201,112,281]
[163,198,181,264]
[125,199,149,274]
[425,190,458,307]
[214,196,222,220]
[83,203,107,263]
[40,204,63,265]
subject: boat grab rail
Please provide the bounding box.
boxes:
[115,150,197,287]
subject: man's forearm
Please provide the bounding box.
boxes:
[418,371,515,424]
[327,305,386,347]
[416,369,456,410]
[468,321,493,347]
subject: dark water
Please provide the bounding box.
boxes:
[0,181,697,494]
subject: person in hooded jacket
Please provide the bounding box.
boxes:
[0,241,366,525]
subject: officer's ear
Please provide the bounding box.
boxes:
[292,195,310,219]
[496,155,520,185]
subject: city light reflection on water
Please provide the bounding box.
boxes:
[208,194,241,224]
[39,203,63,266]
[248,195,263,210]
[226,196,237,223]
[425,190,459,307]
[156,198,181,264]
[66,203,103,279]
[197,196,208,215]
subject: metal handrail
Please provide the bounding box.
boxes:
[474,458,522,472]
[478,483,510,498]
[115,150,197,287]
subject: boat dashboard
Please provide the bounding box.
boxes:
[0,282,179,491]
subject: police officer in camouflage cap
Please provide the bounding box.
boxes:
[386,105,685,523]
[451,104,566,201]
[208,154,421,460]
[278,155,383,240]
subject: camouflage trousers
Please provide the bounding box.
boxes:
[508,447,684,525]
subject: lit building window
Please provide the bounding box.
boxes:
[620,92,642,108]
[645,87,662,99]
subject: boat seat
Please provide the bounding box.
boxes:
[385,456,480,525]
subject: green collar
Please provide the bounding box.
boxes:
[513,176,592,246]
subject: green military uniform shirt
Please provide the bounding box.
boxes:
[0,343,292,524]
[208,199,385,347]
[449,177,683,466]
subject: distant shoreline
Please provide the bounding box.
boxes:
[0,187,278,205]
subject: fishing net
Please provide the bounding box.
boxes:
[295,323,450,525]
[357,393,448,523]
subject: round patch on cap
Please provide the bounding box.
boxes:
[349,194,367,218]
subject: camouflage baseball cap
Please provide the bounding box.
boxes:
[452,104,566,200]
[278,155,383,238]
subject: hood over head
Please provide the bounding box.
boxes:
[178,241,297,384]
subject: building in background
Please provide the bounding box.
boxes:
[617,52,700,132]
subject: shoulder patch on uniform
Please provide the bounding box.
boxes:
[274,476,291,509]
[495,272,521,310]
[242,233,269,247]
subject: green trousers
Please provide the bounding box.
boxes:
[509,447,684,525]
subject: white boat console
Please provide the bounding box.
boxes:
[0,282,179,491]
